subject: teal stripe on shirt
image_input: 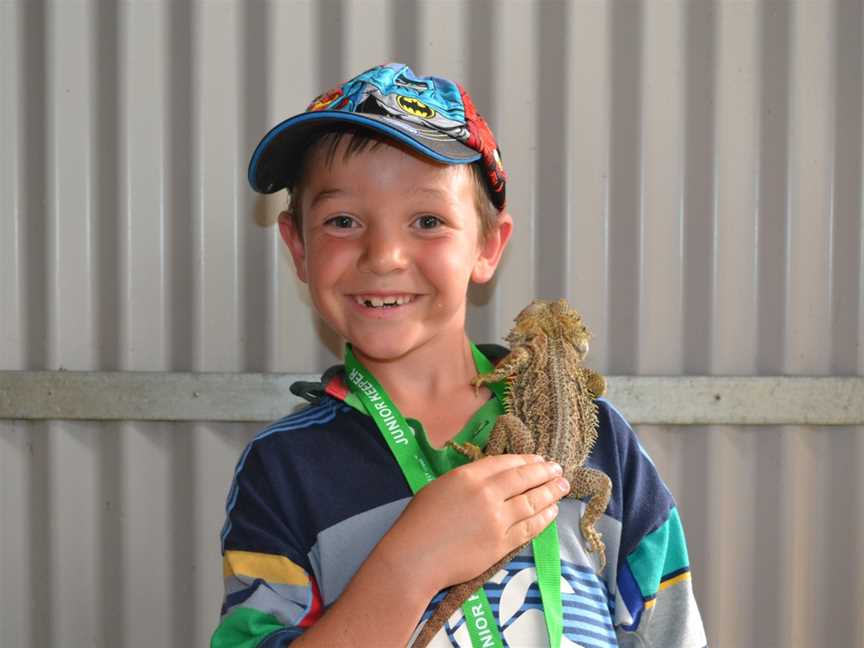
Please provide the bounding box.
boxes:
[625,507,690,599]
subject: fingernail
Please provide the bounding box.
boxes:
[557,478,570,492]
[549,462,563,475]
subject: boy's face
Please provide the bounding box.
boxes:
[279,136,512,363]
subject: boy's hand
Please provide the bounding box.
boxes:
[377,454,568,596]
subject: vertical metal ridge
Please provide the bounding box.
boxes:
[97,422,125,646]
[167,0,195,372]
[94,0,122,371]
[170,423,198,647]
[756,1,791,376]
[465,0,497,344]
[0,1,22,369]
[391,0,419,67]
[164,9,200,639]
[713,1,759,376]
[638,0,685,375]
[566,1,611,371]
[855,429,864,647]
[750,427,787,646]
[784,3,835,644]
[20,0,50,370]
[707,4,760,640]
[489,0,537,336]
[683,1,716,376]
[315,0,346,105]
[27,423,54,646]
[241,1,272,372]
[690,11,725,636]
[831,0,863,377]
[534,0,570,301]
[607,1,642,374]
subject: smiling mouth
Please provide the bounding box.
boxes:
[353,295,416,309]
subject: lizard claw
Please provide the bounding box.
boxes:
[447,441,485,461]
[581,523,607,572]
[470,375,484,396]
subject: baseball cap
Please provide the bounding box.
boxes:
[247,62,507,210]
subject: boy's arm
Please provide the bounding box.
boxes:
[283,523,436,647]
[599,401,707,648]
[615,508,706,648]
[214,444,567,648]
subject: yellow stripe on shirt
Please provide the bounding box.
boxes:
[659,570,691,591]
[223,550,310,586]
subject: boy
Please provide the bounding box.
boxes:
[213,63,706,647]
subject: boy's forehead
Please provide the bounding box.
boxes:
[301,146,477,218]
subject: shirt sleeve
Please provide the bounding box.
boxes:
[211,439,323,648]
[596,400,708,648]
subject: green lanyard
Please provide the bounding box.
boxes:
[343,344,562,648]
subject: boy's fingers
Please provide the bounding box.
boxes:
[506,477,569,521]
[485,458,563,497]
[508,503,559,546]
[462,453,547,479]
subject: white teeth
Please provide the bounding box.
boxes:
[354,295,413,308]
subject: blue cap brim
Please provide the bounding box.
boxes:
[248,111,481,194]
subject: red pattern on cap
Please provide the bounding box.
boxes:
[307,87,343,112]
[459,85,507,210]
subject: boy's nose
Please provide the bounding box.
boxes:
[358,228,408,275]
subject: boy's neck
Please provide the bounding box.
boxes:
[351,332,480,412]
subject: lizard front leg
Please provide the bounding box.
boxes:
[471,345,533,392]
[448,414,536,459]
[578,366,607,399]
[566,465,612,572]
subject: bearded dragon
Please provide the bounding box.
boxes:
[412,299,612,647]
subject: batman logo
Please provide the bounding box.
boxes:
[396,95,436,119]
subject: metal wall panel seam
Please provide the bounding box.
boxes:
[1,371,863,425]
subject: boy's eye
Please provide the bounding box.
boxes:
[414,215,443,229]
[324,215,357,229]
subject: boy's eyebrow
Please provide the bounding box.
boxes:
[310,186,453,208]
[309,188,349,209]
[408,186,457,204]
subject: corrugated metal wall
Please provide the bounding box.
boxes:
[1,1,862,646]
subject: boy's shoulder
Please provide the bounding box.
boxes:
[251,395,353,445]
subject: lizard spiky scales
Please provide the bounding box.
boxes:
[412,299,612,647]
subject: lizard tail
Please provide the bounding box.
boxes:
[411,547,522,648]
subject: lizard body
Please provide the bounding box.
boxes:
[412,299,612,647]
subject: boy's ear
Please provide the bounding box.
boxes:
[278,210,308,283]
[471,211,513,284]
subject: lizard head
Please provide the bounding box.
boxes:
[506,299,592,359]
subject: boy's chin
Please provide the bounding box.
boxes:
[348,340,417,364]
[347,332,460,365]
